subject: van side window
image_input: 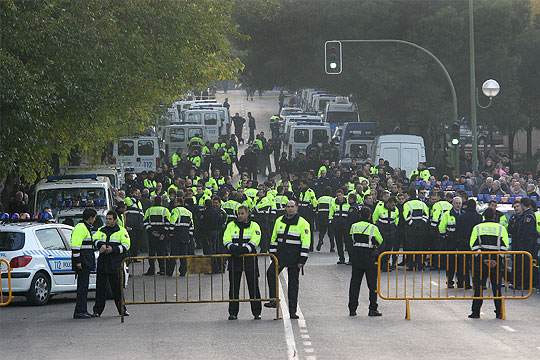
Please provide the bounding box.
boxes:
[170,129,185,142]
[187,113,201,123]
[118,141,134,156]
[294,129,309,143]
[138,140,155,156]
[204,113,218,125]
[188,128,203,139]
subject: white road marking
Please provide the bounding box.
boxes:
[431,281,438,286]
[501,326,516,332]
[305,348,314,353]
[300,328,308,333]
[536,347,540,351]
[278,279,298,360]
[303,341,312,346]
[298,319,307,328]
[306,357,317,360]
[301,334,310,339]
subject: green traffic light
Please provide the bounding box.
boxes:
[451,138,459,146]
[329,62,337,69]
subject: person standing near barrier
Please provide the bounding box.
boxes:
[168,198,194,277]
[430,191,452,269]
[200,198,224,273]
[348,206,383,317]
[439,196,462,288]
[513,197,536,290]
[125,188,144,260]
[468,208,509,319]
[265,200,311,319]
[329,189,350,263]
[252,187,271,253]
[456,199,482,289]
[403,188,429,270]
[298,179,318,251]
[143,196,171,276]
[71,208,97,319]
[92,211,130,317]
[223,205,262,320]
[372,196,399,271]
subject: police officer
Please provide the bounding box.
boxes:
[329,189,350,263]
[430,191,452,268]
[223,205,262,320]
[456,199,482,289]
[316,186,334,252]
[468,208,509,319]
[483,199,508,229]
[402,188,429,270]
[298,179,318,251]
[252,187,272,252]
[71,208,97,319]
[92,211,130,317]
[125,188,144,259]
[348,206,384,317]
[372,196,399,271]
[265,200,311,319]
[439,196,462,288]
[222,190,240,224]
[168,197,194,277]
[273,185,289,219]
[513,197,536,290]
[143,196,171,275]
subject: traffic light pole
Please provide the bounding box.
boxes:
[338,39,460,174]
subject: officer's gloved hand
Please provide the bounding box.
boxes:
[238,245,250,255]
[230,244,241,257]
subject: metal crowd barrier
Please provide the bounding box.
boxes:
[1,258,13,306]
[120,253,280,323]
[377,251,534,320]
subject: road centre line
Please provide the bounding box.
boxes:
[279,279,298,360]
[501,326,516,332]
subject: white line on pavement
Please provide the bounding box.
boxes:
[536,347,540,351]
[431,281,438,286]
[306,357,317,360]
[305,348,314,353]
[501,326,516,332]
[303,341,312,346]
[301,334,310,339]
[279,279,298,360]
[300,328,308,333]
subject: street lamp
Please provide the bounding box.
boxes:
[477,79,500,109]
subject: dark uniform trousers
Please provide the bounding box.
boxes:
[168,239,188,276]
[148,232,168,273]
[127,229,142,257]
[472,256,502,315]
[228,262,262,317]
[203,229,222,273]
[406,224,427,268]
[333,226,350,262]
[267,262,300,315]
[348,264,378,313]
[93,269,123,315]
[75,267,91,314]
[456,242,472,287]
[379,231,394,269]
[317,221,335,250]
[444,237,459,285]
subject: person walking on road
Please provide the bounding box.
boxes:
[248,112,256,143]
[265,200,311,319]
[348,206,383,317]
[232,112,245,144]
[223,206,262,320]
[71,208,97,319]
[92,211,130,317]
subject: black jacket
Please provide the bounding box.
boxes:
[96,224,125,273]
[456,208,482,249]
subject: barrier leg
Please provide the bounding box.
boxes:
[405,299,411,320]
[501,299,506,320]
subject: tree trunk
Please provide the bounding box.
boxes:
[526,122,533,159]
[0,173,17,213]
[508,130,515,161]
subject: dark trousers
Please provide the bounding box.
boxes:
[334,226,349,262]
[248,128,255,143]
[471,260,502,315]
[348,265,378,312]
[379,232,394,269]
[203,230,222,273]
[445,239,458,284]
[168,240,189,276]
[228,269,262,317]
[128,229,142,257]
[514,250,532,289]
[74,267,90,314]
[456,244,471,287]
[392,229,405,264]
[317,221,335,249]
[235,130,243,144]
[148,233,167,273]
[93,270,123,316]
[267,262,300,315]
[406,227,426,268]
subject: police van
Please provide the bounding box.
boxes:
[162,124,208,160]
[325,100,359,131]
[284,122,331,158]
[281,113,322,135]
[113,136,160,173]
[181,109,226,143]
[311,93,338,114]
[33,175,114,217]
[372,135,426,177]
[61,166,121,189]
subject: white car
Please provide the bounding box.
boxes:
[0,220,97,305]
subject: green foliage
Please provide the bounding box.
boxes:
[1,0,243,181]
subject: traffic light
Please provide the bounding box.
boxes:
[325,41,342,74]
[451,122,460,146]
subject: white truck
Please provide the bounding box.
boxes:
[112,136,160,173]
[284,122,332,158]
[162,124,207,160]
[372,135,426,177]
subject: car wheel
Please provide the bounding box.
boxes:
[26,272,51,306]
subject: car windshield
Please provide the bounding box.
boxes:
[350,144,368,158]
[326,111,358,124]
[281,109,302,116]
[57,215,105,233]
[0,231,25,251]
[36,187,107,216]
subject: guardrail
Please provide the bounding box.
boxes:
[120,253,280,323]
[377,251,534,320]
[1,258,13,306]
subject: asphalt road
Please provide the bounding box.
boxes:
[2,91,540,359]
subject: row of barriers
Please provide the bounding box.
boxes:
[1,258,13,306]
[120,253,280,323]
[377,251,534,319]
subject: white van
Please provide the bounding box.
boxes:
[372,135,426,177]
[113,136,160,173]
[182,109,224,143]
[163,124,207,160]
[33,175,114,216]
[311,94,337,113]
[285,122,332,158]
[189,104,231,137]
[281,114,322,135]
[324,102,359,129]
[61,167,120,189]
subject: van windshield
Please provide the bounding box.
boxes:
[350,144,368,158]
[294,129,309,143]
[118,141,134,156]
[36,188,107,216]
[326,111,359,124]
[170,128,185,143]
[204,113,218,125]
[58,215,106,233]
[138,140,155,156]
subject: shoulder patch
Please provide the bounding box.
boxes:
[526,217,532,223]
[305,229,309,234]
[255,230,260,235]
